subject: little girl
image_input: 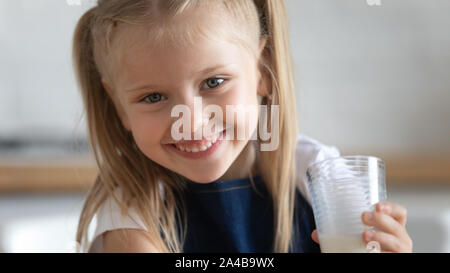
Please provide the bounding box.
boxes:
[73,0,412,253]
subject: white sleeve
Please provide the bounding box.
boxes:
[294,134,340,206]
[87,187,148,253]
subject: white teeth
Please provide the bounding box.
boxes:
[174,142,212,153]
[173,133,222,153]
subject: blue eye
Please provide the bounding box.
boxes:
[142,93,166,104]
[203,78,225,89]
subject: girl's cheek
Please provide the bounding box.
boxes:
[130,112,168,141]
[219,82,258,106]
[213,87,259,139]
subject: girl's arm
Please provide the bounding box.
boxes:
[103,229,161,253]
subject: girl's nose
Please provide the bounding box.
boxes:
[190,107,210,138]
[174,96,210,139]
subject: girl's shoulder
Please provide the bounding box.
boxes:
[294,133,340,205]
[88,187,148,253]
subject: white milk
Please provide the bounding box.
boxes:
[319,234,368,253]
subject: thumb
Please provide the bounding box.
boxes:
[311,229,320,244]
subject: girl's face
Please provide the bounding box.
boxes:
[105,24,264,183]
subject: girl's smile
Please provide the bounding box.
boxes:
[166,128,226,159]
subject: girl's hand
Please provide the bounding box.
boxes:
[360,201,413,253]
[311,201,413,253]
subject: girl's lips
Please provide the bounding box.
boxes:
[171,130,222,147]
[166,130,225,159]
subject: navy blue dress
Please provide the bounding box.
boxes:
[178,174,321,253]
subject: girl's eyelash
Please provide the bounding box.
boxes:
[140,93,167,104]
[139,77,227,104]
[202,77,227,89]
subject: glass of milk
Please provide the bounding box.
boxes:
[306,156,387,253]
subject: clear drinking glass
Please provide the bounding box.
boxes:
[306,155,387,253]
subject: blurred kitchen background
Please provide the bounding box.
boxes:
[0,0,449,252]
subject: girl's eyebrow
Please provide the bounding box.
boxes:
[125,84,162,93]
[193,63,237,77]
[125,64,237,94]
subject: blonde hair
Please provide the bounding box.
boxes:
[73,0,298,253]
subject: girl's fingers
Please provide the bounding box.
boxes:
[376,202,408,226]
[363,230,410,253]
[361,211,404,237]
[311,229,320,244]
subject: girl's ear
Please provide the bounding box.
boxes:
[257,36,272,98]
[102,79,132,132]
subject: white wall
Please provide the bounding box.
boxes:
[287,0,450,157]
[0,0,94,140]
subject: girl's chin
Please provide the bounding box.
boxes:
[181,170,229,184]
